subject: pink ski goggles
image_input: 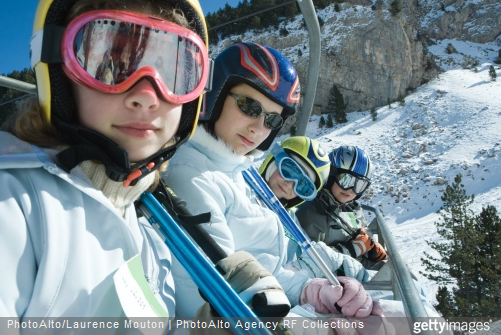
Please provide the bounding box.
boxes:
[61,10,209,104]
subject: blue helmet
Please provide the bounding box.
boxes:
[327,146,373,199]
[200,42,300,151]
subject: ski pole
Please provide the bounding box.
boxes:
[243,166,340,286]
[139,193,273,335]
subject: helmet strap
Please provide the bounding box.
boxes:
[54,119,179,187]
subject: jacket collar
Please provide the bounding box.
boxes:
[0,131,138,214]
[189,125,264,166]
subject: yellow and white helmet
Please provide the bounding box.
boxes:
[259,136,330,208]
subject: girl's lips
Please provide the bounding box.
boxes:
[278,182,293,197]
[115,124,158,139]
[238,134,254,146]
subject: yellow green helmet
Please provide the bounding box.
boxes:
[30,0,208,185]
[259,136,330,208]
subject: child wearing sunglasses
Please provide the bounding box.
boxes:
[164,43,383,319]
[259,135,372,275]
[296,145,388,269]
[0,0,210,317]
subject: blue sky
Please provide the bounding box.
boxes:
[0,0,241,75]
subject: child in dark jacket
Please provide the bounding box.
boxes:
[295,145,387,269]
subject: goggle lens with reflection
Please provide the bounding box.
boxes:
[61,10,209,104]
[229,93,283,130]
[334,169,371,194]
[271,144,317,200]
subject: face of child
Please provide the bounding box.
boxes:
[331,182,357,203]
[268,170,297,201]
[73,79,182,162]
[214,84,282,156]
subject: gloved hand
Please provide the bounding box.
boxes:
[291,241,371,282]
[341,228,388,263]
[216,250,291,317]
[350,228,373,257]
[300,277,375,317]
[367,241,387,262]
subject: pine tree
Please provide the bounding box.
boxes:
[421,174,501,317]
[420,174,475,286]
[318,115,326,128]
[495,49,501,64]
[373,0,384,10]
[326,113,334,128]
[326,84,348,124]
[434,286,457,316]
[0,68,36,126]
[472,205,501,316]
[489,65,497,81]
[389,0,402,16]
[370,107,378,121]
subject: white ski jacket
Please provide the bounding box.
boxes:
[0,131,175,317]
[164,126,312,316]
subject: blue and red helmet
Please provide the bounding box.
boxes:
[200,42,300,151]
[326,146,373,200]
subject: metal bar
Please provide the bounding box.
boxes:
[295,0,321,136]
[362,205,434,325]
[0,75,37,94]
[361,281,394,291]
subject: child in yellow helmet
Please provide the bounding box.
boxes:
[258,136,372,282]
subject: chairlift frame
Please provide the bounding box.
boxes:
[0,1,438,331]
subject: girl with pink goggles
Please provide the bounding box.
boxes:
[61,10,209,104]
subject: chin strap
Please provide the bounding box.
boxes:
[122,162,156,187]
[55,121,178,187]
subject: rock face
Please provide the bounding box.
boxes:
[418,0,501,43]
[210,0,501,120]
[311,10,422,113]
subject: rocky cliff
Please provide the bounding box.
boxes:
[210,0,501,120]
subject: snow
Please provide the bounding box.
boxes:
[254,36,501,306]
[206,2,501,308]
[5,0,498,315]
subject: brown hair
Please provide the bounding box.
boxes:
[1,96,64,148]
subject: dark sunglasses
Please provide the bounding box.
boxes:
[229,93,284,130]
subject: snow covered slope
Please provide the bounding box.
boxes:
[261,38,501,303]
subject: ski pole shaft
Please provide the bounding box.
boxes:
[140,191,290,335]
[244,166,340,286]
[140,193,264,325]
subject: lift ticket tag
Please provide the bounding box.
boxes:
[114,254,169,317]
